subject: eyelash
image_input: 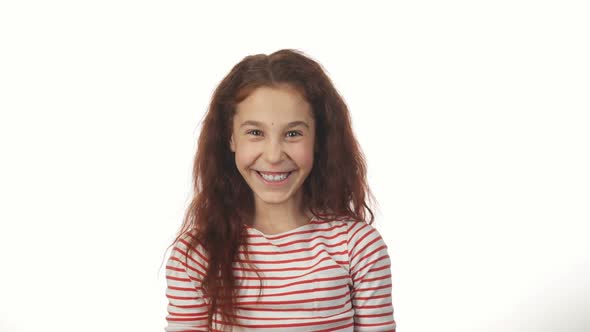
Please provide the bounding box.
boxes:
[246,130,302,138]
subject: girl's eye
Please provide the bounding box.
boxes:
[286,131,303,137]
[246,130,302,137]
[247,129,263,136]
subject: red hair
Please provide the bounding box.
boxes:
[166,49,379,330]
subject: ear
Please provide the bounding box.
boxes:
[230,134,235,152]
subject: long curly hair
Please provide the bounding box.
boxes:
[165,48,379,331]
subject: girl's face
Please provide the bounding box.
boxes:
[230,84,315,208]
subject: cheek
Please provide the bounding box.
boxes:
[292,143,315,169]
[234,148,256,168]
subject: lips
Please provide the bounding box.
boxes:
[256,170,294,176]
[255,170,293,178]
[254,169,294,186]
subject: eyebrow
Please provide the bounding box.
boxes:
[239,120,309,129]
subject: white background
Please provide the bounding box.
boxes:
[1,1,589,331]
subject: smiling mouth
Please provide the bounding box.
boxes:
[254,170,294,183]
[256,170,293,175]
[255,170,293,176]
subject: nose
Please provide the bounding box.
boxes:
[263,139,284,164]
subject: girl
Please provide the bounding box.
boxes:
[164,49,397,332]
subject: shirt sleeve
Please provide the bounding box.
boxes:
[164,233,211,332]
[347,221,397,332]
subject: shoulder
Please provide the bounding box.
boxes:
[315,217,385,247]
[310,216,350,233]
[313,215,381,236]
[169,230,210,268]
[345,219,377,235]
[342,219,388,251]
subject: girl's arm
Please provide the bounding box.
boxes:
[164,236,209,332]
[348,221,397,332]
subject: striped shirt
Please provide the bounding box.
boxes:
[164,217,397,331]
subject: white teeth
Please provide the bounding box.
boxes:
[259,172,290,181]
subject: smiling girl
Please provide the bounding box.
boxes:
[164,49,397,332]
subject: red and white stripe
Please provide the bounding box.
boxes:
[165,217,396,331]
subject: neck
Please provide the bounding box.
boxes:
[251,193,312,234]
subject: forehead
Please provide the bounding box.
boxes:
[234,85,313,124]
